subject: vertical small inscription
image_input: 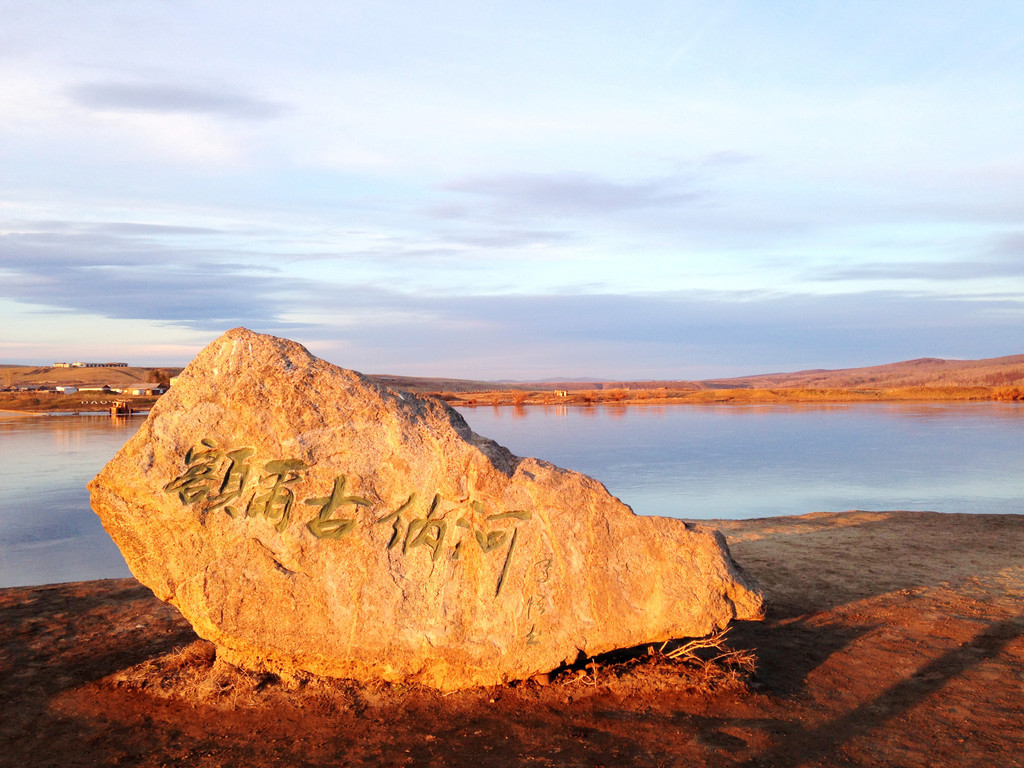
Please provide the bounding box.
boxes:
[525,557,554,646]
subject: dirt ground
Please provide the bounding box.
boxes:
[2,510,1022,767]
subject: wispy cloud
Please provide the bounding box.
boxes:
[990,230,1024,257]
[11,221,224,237]
[429,167,817,251]
[295,286,1024,378]
[0,230,299,330]
[66,82,285,120]
[811,255,1024,283]
[697,150,759,168]
[442,172,702,219]
[87,222,225,237]
[434,228,572,249]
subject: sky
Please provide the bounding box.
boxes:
[2,1,1023,380]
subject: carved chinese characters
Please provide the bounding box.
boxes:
[164,439,533,600]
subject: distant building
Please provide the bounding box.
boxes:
[125,386,167,396]
[55,386,78,394]
[78,385,112,393]
[65,361,129,368]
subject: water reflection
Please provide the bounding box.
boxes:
[458,402,1024,521]
[0,413,137,587]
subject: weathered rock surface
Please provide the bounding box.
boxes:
[89,328,763,690]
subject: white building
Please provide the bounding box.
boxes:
[125,386,167,396]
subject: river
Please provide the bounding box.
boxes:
[1,401,1021,587]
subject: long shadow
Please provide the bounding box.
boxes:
[0,578,197,762]
[720,512,1024,707]
[723,511,1024,616]
[1,579,194,689]
[727,617,877,698]
[731,612,1024,768]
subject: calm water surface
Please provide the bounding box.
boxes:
[0,413,137,587]
[458,402,1024,521]
[1,402,1021,587]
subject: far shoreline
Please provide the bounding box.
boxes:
[3,385,1023,414]
[444,384,1023,408]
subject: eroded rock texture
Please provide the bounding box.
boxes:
[89,328,763,689]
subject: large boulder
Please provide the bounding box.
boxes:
[89,328,763,690]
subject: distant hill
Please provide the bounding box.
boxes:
[368,375,704,393]
[0,365,183,389]
[373,353,1024,393]
[700,353,1024,390]
[365,374,502,394]
[5,353,1023,395]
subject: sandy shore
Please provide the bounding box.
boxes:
[2,510,1022,767]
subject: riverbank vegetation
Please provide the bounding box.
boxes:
[438,385,1024,407]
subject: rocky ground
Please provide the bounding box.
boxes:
[2,510,1022,767]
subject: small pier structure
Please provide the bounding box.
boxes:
[110,400,134,417]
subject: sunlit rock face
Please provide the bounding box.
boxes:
[89,328,763,690]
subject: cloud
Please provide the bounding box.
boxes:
[990,230,1024,257]
[4,222,1022,378]
[442,172,702,219]
[698,150,759,167]
[0,230,301,331]
[821,261,1024,282]
[66,82,285,120]
[87,222,225,237]
[294,286,1024,379]
[10,221,223,237]
[432,228,572,249]
[430,167,817,251]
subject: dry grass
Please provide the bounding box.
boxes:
[443,385,1010,408]
[107,640,371,713]
[674,385,997,403]
[659,628,757,687]
[552,629,757,694]
[104,629,757,711]
[110,640,279,708]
